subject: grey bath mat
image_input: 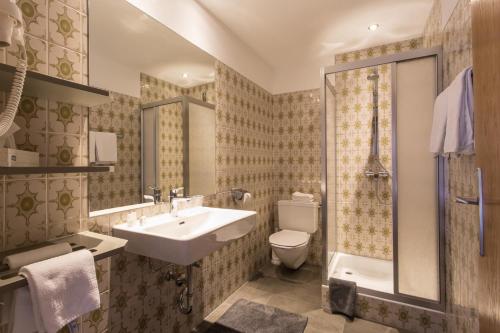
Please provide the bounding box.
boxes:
[205,299,308,333]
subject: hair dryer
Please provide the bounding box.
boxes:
[0,0,26,140]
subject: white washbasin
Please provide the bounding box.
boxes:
[112,206,256,265]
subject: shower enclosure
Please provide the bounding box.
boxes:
[141,96,216,199]
[321,47,445,310]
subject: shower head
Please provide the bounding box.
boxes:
[367,73,379,81]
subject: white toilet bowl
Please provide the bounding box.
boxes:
[269,229,310,269]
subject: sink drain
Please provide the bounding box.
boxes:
[345,271,353,275]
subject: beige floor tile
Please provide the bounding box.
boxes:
[304,309,345,333]
[344,319,400,333]
[198,264,398,333]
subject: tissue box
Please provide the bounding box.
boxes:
[0,148,40,167]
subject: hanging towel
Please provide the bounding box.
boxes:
[329,278,357,320]
[430,89,448,154]
[5,243,72,333]
[89,131,117,164]
[3,243,72,270]
[443,67,474,154]
[19,250,100,333]
[8,287,37,333]
[292,192,314,202]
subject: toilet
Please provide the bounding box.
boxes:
[269,200,319,269]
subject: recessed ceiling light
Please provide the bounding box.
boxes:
[368,24,379,31]
[182,73,188,78]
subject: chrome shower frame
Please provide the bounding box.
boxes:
[140,95,215,200]
[320,47,445,311]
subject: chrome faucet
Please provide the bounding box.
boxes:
[149,186,162,204]
[169,187,185,216]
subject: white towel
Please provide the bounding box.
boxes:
[3,243,72,270]
[292,192,314,202]
[443,67,474,154]
[89,131,117,164]
[8,288,37,333]
[19,250,100,333]
[5,243,72,333]
[430,89,448,154]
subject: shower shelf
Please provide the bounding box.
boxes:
[0,231,127,294]
[0,63,110,107]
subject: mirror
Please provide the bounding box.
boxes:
[88,0,216,212]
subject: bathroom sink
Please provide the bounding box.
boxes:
[112,206,256,265]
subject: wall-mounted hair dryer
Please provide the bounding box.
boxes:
[0,0,26,142]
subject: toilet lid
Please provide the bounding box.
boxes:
[269,230,310,247]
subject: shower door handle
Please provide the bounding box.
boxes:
[455,168,485,256]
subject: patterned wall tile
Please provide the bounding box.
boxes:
[47,133,80,166]
[4,179,47,250]
[17,0,48,39]
[2,0,88,83]
[82,290,109,333]
[47,177,80,238]
[335,38,423,64]
[48,44,82,82]
[272,90,322,265]
[48,101,82,134]
[48,0,82,52]
[321,286,446,332]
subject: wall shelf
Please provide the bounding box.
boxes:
[0,166,111,175]
[0,63,110,107]
[0,231,127,294]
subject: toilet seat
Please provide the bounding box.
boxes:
[269,230,310,248]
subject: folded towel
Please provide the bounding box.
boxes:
[430,89,448,154]
[19,250,100,333]
[443,67,474,155]
[89,131,117,164]
[3,243,72,270]
[329,278,357,320]
[292,192,313,202]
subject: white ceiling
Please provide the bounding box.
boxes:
[90,0,215,88]
[196,0,434,93]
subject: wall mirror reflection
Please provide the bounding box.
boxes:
[88,0,216,212]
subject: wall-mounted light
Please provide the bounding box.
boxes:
[182,73,188,78]
[368,24,379,31]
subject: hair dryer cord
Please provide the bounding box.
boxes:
[0,43,26,138]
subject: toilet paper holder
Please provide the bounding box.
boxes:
[231,188,251,204]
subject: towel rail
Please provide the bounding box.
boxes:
[0,231,127,294]
[455,167,484,256]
